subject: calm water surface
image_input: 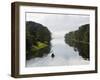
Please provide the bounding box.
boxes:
[26,34,89,67]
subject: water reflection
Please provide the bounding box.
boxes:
[26,45,51,60]
[65,40,89,60]
[26,38,89,67]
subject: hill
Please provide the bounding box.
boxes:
[26,21,52,60]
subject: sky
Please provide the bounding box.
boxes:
[26,13,90,38]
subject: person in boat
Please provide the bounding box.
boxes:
[51,53,55,58]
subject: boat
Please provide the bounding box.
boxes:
[51,53,55,58]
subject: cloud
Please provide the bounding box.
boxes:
[26,13,89,33]
[52,31,69,39]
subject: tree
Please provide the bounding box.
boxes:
[26,21,52,60]
[65,24,90,60]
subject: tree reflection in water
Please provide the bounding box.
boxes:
[65,40,89,60]
[65,24,90,60]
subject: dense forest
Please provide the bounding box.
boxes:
[65,24,90,60]
[26,21,52,60]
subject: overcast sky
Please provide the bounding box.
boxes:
[26,13,90,38]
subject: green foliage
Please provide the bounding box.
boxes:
[65,24,90,60]
[65,24,89,44]
[26,21,51,60]
[37,42,48,48]
[33,42,48,50]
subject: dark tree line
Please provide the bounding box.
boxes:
[65,24,90,60]
[65,24,89,43]
[26,21,52,60]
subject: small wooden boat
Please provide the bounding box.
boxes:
[51,53,55,58]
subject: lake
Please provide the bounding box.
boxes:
[26,33,89,67]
